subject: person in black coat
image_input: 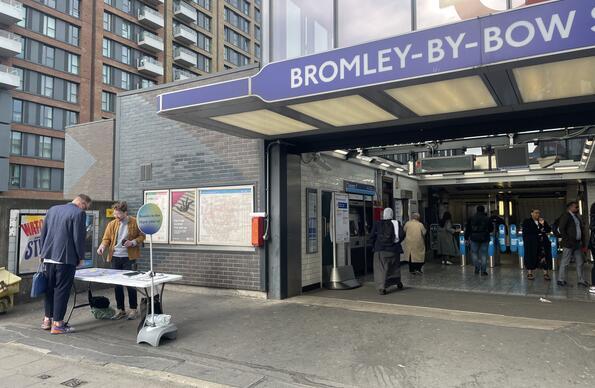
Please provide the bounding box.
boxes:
[522,208,552,281]
[369,208,404,295]
[588,203,595,294]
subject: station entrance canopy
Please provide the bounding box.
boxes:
[158,0,595,152]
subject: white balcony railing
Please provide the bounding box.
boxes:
[174,68,193,81]
[0,0,23,26]
[137,30,164,52]
[173,23,197,44]
[0,29,21,57]
[138,56,164,76]
[174,1,197,23]
[138,6,164,29]
[174,46,197,67]
[0,64,20,89]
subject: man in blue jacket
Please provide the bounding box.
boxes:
[40,194,92,334]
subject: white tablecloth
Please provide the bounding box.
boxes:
[75,268,182,288]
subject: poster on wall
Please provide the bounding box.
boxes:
[17,214,46,275]
[81,212,96,269]
[198,186,253,246]
[170,189,197,244]
[306,188,318,254]
[144,190,169,243]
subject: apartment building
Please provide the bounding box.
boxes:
[0,0,262,199]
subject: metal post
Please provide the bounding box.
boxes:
[150,234,155,326]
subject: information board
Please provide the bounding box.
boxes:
[170,189,196,244]
[198,186,253,246]
[333,193,350,243]
[144,190,169,243]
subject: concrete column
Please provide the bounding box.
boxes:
[268,144,302,299]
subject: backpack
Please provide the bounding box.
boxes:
[88,289,110,309]
[469,214,490,242]
[378,220,396,245]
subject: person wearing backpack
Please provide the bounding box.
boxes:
[403,213,427,275]
[464,205,493,276]
[370,208,404,295]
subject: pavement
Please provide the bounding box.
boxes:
[1,282,595,388]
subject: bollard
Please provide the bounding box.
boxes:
[518,231,525,269]
[460,232,466,266]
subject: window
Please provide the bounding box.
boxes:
[66,111,78,125]
[41,75,54,98]
[17,6,26,27]
[15,68,23,90]
[197,11,211,31]
[197,53,211,72]
[70,0,80,18]
[10,132,22,155]
[141,79,155,89]
[9,165,21,188]
[67,82,78,103]
[197,32,211,52]
[255,26,261,42]
[225,27,250,52]
[102,38,111,57]
[255,43,261,59]
[121,45,130,65]
[102,65,111,83]
[224,8,249,33]
[69,26,80,46]
[36,167,51,190]
[195,0,210,11]
[255,8,261,24]
[38,136,52,158]
[12,100,23,123]
[121,72,130,89]
[101,91,115,112]
[43,15,56,38]
[121,22,130,39]
[68,54,79,74]
[43,46,55,67]
[122,0,131,13]
[103,12,112,31]
[16,36,25,59]
[41,106,53,128]
[224,46,250,66]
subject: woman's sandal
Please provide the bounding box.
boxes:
[544,273,551,281]
[527,273,535,280]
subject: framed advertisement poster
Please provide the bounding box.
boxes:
[17,213,46,275]
[198,186,254,246]
[144,190,169,243]
[170,189,197,244]
[81,211,98,269]
[306,188,318,254]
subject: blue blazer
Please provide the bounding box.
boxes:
[40,203,87,266]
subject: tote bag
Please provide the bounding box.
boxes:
[30,263,47,298]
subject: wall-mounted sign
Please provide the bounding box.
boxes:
[170,189,196,244]
[106,208,114,218]
[344,181,376,196]
[144,190,169,243]
[332,193,350,244]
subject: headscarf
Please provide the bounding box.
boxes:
[382,208,394,220]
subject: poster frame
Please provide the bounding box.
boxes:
[169,188,197,245]
[143,189,170,244]
[197,185,254,247]
[306,188,318,254]
[17,212,47,275]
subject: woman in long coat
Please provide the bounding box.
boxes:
[437,212,460,265]
[403,213,427,274]
[522,208,552,281]
[370,208,404,295]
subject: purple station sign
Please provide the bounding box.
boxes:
[159,0,595,111]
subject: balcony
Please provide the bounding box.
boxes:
[137,6,164,29]
[173,46,196,67]
[137,30,164,52]
[138,56,164,76]
[0,64,20,89]
[0,0,23,26]
[173,23,197,45]
[174,1,197,23]
[174,68,193,81]
[141,0,164,5]
[0,30,21,56]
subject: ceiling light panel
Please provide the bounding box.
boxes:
[211,109,316,135]
[288,95,397,127]
[385,76,497,116]
[513,57,595,103]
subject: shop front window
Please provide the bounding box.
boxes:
[271,0,333,61]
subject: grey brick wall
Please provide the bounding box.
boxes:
[116,68,265,292]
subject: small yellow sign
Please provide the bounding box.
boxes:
[106,208,114,218]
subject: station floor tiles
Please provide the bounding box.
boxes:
[337,256,595,302]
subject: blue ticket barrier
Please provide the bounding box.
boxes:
[510,224,518,253]
[460,232,466,266]
[488,235,497,268]
[499,224,506,253]
[549,234,558,271]
[517,231,525,269]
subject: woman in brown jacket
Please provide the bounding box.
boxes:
[97,201,145,320]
